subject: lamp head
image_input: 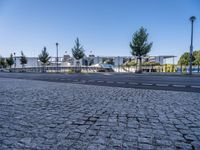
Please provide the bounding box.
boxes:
[190,16,196,22]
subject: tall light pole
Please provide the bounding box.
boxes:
[118,56,120,72]
[56,43,59,73]
[13,52,16,69]
[189,16,196,75]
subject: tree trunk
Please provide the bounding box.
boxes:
[180,65,182,73]
[198,65,199,73]
[9,65,12,72]
[75,60,81,73]
[22,64,25,72]
[136,59,138,71]
[137,57,142,73]
[42,65,46,73]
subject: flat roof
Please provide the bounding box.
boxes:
[157,56,176,59]
[91,55,176,58]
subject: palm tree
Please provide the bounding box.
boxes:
[193,50,200,72]
[6,54,14,69]
[130,27,153,73]
[38,47,51,72]
[20,51,28,69]
[72,38,85,72]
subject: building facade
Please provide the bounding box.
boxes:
[11,54,176,68]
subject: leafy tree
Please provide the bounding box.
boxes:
[6,54,14,68]
[142,62,160,72]
[122,60,137,72]
[123,61,137,67]
[72,38,85,66]
[178,52,190,73]
[103,59,114,65]
[143,62,160,66]
[130,27,153,73]
[178,52,190,66]
[193,50,200,72]
[163,64,176,72]
[20,51,27,68]
[88,58,94,66]
[142,62,160,66]
[0,56,7,68]
[38,47,51,72]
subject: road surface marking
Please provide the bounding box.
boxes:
[191,86,200,88]
[97,81,104,83]
[88,80,95,82]
[156,84,169,87]
[46,78,52,80]
[107,81,114,84]
[172,85,186,88]
[142,83,153,86]
[129,82,138,85]
[73,80,79,82]
[103,73,112,75]
[60,78,65,81]
[117,82,126,84]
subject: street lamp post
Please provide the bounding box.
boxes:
[56,43,59,73]
[189,16,196,75]
[118,56,120,72]
[14,52,16,71]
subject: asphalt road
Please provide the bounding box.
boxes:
[0,72,200,93]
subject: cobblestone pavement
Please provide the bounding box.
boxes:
[0,78,200,150]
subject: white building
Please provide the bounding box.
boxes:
[145,55,176,65]
[84,55,176,66]
[13,57,39,68]
[11,55,176,68]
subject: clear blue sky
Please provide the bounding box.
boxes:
[0,0,200,62]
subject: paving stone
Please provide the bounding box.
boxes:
[138,143,154,149]
[20,137,32,145]
[175,142,193,149]
[0,78,200,149]
[191,141,200,149]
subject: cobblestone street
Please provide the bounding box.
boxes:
[0,78,200,150]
